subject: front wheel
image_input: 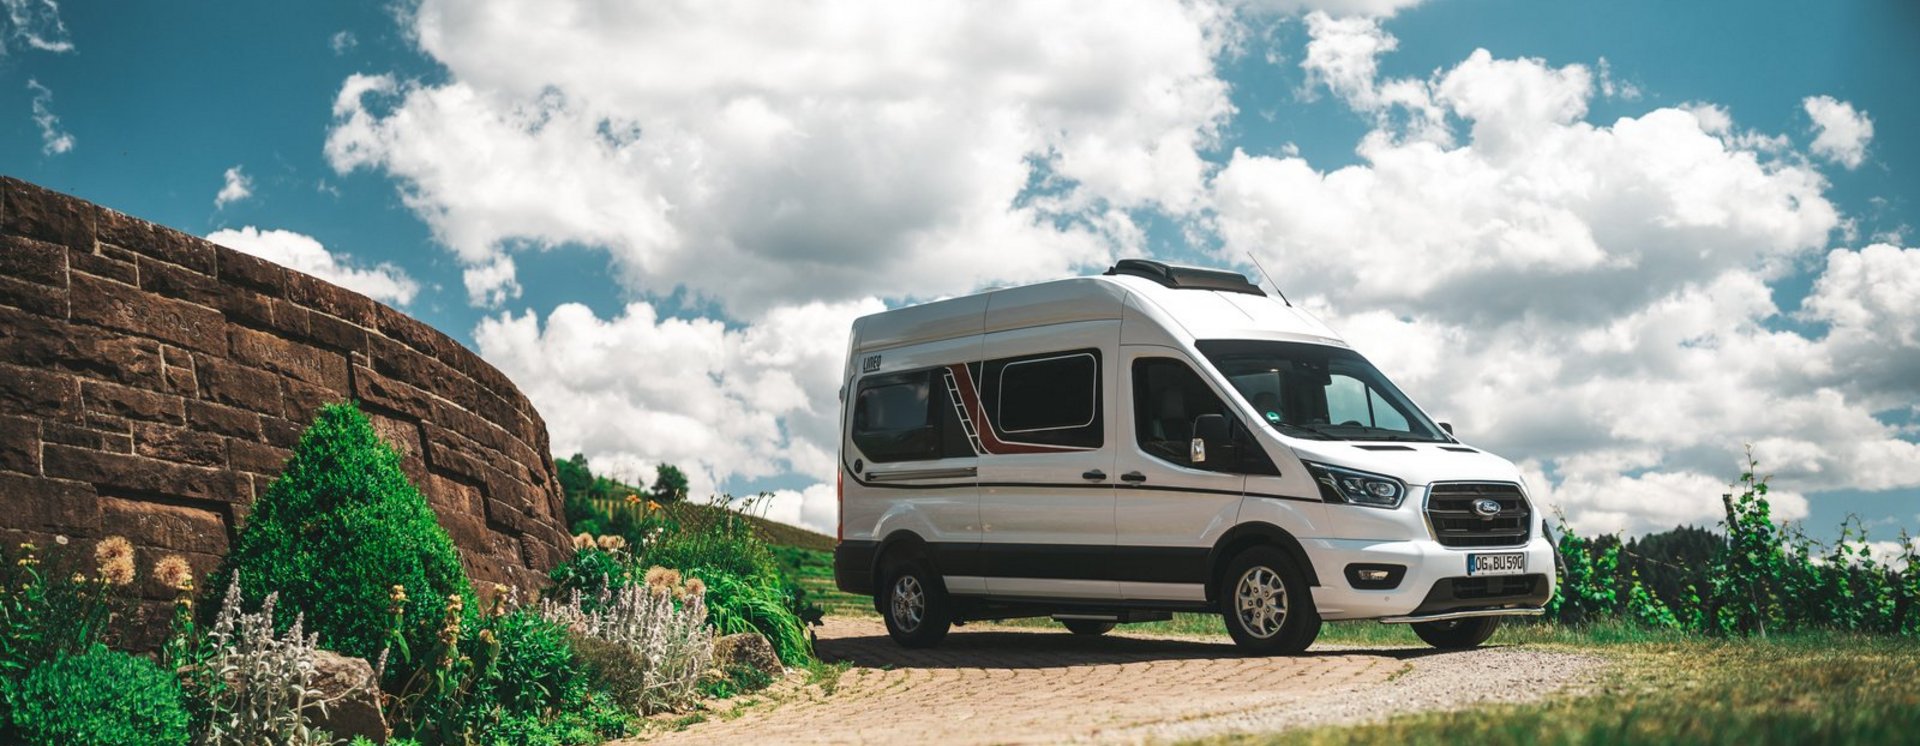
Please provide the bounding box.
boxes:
[880,557,952,648]
[1221,546,1321,654]
[1412,616,1500,649]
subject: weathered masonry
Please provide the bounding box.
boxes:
[0,178,572,645]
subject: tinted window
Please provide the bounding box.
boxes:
[1197,340,1445,442]
[852,369,976,462]
[997,354,1097,432]
[1133,358,1275,474]
[981,350,1103,448]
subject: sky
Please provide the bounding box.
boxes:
[3,0,1917,549]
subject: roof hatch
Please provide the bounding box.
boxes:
[1104,259,1265,296]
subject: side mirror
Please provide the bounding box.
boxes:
[1191,414,1230,464]
[1439,422,1454,436]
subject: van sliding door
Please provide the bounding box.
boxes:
[972,320,1119,600]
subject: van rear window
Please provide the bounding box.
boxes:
[852,370,975,462]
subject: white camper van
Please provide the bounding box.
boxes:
[833,260,1554,653]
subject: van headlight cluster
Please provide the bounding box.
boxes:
[1307,463,1406,509]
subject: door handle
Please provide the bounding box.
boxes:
[1120,471,1147,483]
[1081,469,1107,481]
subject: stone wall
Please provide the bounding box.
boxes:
[0,178,572,645]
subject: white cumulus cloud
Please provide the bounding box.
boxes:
[325,0,1240,310]
[1803,95,1874,170]
[2,0,72,54]
[25,79,72,155]
[214,166,254,208]
[207,227,421,306]
[472,297,883,535]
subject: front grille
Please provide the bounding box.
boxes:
[1426,482,1531,548]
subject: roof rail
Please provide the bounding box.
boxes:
[1103,259,1265,296]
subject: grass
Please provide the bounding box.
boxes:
[770,544,873,618]
[1194,630,1920,746]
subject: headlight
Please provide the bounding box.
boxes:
[1306,462,1407,509]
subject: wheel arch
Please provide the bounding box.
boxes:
[1206,522,1320,604]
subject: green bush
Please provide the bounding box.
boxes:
[1549,450,1920,637]
[213,401,473,663]
[4,645,190,746]
[487,609,591,717]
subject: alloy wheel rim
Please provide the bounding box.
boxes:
[891,574,926,632]
[1234,566,1289,639]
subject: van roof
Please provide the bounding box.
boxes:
[852,261,1347,353]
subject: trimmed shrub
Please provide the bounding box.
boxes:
[214,402,473,663]
[5,645,191,746]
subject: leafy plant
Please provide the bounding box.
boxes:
[0,537,139,676]
[540,581,714,714]
[4,644,191,746]
[188,578,340,746]
[213,401,474,664]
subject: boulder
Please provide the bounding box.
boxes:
[713,632,783,679]
[305,650,388,743]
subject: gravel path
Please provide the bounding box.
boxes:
[624,617,1602,745]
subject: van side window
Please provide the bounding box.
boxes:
[1133,358,1276,474]
[981,350,1103,448]
[852,370,975,462]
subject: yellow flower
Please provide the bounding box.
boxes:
[71,573,87,584]
[154,555,194,592]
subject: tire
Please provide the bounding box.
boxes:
[1060,620,1116,636]
[1412,617,1500,649]
[1220,545,1321,654]
[880,556,952,648]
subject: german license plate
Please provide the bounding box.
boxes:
[1467,552,1526,576]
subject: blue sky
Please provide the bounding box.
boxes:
[3,0,1916,541]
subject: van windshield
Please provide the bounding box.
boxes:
[1195,340,1449,443]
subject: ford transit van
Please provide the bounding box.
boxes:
[833,260,1554,653]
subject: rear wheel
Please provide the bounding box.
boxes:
[1221,546,1321,654]
[1412,616,1500,649]
[880,557,952,648]
[1060,620,1115,636]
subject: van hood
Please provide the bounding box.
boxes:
[1285,440,1526,489]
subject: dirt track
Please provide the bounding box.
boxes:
[623,617,1600,744]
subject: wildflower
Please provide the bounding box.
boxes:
[572,532,595,551]
[389,585,409,616]
[647,500,662,513]
[96,536,135,587]
[71,573,87,584]
[16,542,36,568]
[597,534,627,552]
[644,566,681,590]
[154,555,194,591]
[94,533,133,563]
[683,577,706,599]
[625,492,641,505]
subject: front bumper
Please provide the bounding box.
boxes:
[1303,535,1556,621]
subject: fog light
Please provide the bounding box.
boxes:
[1344,563,1406,590]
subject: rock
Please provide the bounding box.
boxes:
[305,650,388,743]
[713,632,784,679]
